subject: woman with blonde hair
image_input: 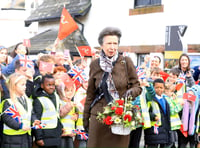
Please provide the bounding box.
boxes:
[1,73,40,148]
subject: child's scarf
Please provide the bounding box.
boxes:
[182,85,200,135]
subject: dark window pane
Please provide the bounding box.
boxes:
[135,0,161,7]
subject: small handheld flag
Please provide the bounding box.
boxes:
[72,129,88,140]
[183,93,196,102]
[23,39,31,47]
[177,73,186,83]
[77,46,92,57]
[4,104,22,124]
[67,65,88,84]
[19,54,34,69]
[154,123,159,134]
[175,83,184,91]
[39,61,54,74]
[180,124,188,137]
[31,123,46,129]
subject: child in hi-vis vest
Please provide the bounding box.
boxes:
[1,73,40,148]
[33,74,62,148]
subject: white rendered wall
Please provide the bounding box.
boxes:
[80,0,200,49]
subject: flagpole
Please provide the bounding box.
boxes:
[52,37,60,52]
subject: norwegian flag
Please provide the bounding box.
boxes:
[67,65,88,84]
[4,104,22,124]
[19,54,34,69]
[72,129,88,140]
[31,123,46,129]
[154,123,159,134]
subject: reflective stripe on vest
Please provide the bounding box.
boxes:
[147,101,161,126]
[165,97,182,130]
[60,100,76,134]
[140,87,151,129]
[38,95,60,129]
[3,98,32,135]
[76,112,83,128]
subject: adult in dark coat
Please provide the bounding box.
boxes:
[83,27,142,147]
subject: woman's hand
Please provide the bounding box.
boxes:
[123,89,133,99]
[186,71,192,77]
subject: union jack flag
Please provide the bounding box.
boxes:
[67,65,88,84]
[154,123,159,134]
[4,104,22,124]
[19,54,34,69]
[177,73,186,83]
[31,123,46,129]
[136,66,146,80]
[72,129,88,140]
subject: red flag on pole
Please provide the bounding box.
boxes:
[57,7,78,40]
[77,46,92,56]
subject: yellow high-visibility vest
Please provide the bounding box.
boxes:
[60,100,76,134]
[38,94,60,129]
[147,101,161,126]
[3,98,32,135]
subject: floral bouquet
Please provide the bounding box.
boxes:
[96,96,142,135]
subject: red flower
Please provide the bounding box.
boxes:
[116,99,124,106]
[103,116,113,125]
[115,107,123,115]
[111,106,116,110]
[124,114,132,122]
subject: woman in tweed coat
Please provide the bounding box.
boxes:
[83,27,142,147]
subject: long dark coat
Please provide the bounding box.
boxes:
[83,55,142,148]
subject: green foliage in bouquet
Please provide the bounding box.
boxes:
[96,96,142,129]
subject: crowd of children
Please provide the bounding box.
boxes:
[0,44,89,148]
[129,54,200,148]
[0,43,200,148]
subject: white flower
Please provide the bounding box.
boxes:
[114,117,121,124]
[103,106,111,114]
[131,121,135,127]
[125,111,133,116]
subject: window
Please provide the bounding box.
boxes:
[1,0,25,10]
[137,54,148,67]
[188,53,200,69]
[135,0,161,8]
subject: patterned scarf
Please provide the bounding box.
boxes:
[99,50,119,102]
